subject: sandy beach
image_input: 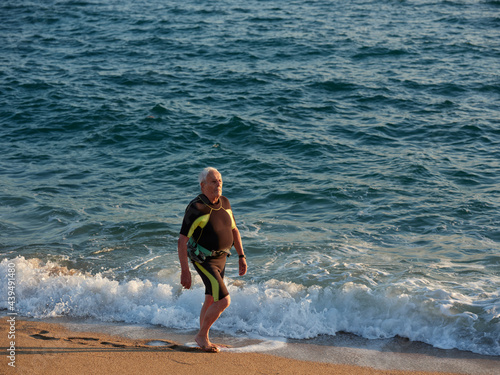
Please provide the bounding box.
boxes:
[2,317,498,375]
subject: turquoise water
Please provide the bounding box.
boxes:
[1,0,499,356]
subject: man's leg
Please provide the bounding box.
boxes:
[199,295,214,329]
[195,294,231,350]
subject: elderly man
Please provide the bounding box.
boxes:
[178,167,247,352]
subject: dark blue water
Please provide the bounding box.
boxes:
[1,0,499,356]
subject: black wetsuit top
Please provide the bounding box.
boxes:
[180,194,236,252]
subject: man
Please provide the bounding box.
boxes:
[178,167,247,352]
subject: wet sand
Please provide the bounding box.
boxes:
[1,317,498,375]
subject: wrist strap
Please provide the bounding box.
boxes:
[239,254,246,259]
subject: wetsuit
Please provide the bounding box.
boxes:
[180,194,236,301]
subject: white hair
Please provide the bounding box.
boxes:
[198,167,220,184]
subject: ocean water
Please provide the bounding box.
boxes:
[1,0,499,357]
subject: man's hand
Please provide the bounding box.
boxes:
[180,269,192,289]
[178,234,191,289]
[239,257,247,276]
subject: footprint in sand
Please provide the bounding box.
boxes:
[31,331,125,347]
[30,330,59,341]
[29,330,193,352]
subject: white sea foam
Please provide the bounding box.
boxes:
[1,257,498,356]
[222,338,287,353]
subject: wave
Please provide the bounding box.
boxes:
[1,256,498,356]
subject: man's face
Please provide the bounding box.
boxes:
[201,171,223,200]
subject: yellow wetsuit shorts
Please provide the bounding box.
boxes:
[193,254,228,302]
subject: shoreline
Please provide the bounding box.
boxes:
[2,317,498,375]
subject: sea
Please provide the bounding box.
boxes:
[1,0,499,358]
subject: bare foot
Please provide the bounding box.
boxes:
[195,336,220,353]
